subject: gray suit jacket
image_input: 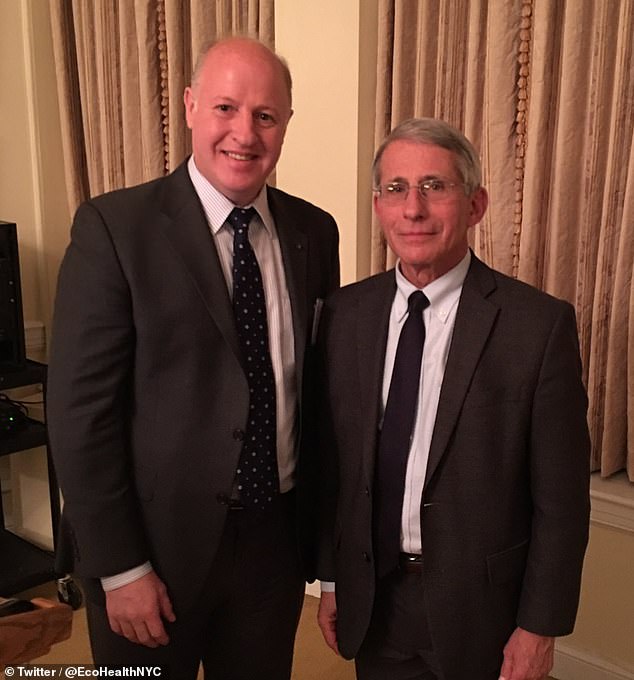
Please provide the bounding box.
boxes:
[317,254,590,678]
[47,161,339,612]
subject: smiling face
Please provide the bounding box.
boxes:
[184,39,293,206]
[374,139,488,287]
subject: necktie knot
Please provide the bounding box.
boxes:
[228,207,257,236]
[408,290,430,314]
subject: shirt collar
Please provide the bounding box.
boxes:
[187,156,276,238]
[393,250,471,324]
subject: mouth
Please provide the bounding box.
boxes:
[223,150,258,161]
[400,231,437,238]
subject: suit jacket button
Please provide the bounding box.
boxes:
[362,552,371,562]
[233,429,245,441]
[365,487,370,496]
[216,493,229,505]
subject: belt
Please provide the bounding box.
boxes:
[399,552,422,573]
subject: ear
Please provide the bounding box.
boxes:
[183,87,196,130]
[467,186,488,226]
[280,108,294,139]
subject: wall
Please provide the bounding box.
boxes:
[2,2,633,677]
[0,0,69,332]
[553,476,634,679]
[275,0,378,285]
[0,0,43,323]
[0,0,68,550]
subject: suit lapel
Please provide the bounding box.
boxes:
[424,256,499,488]
[267,188,309,393]
[356,273,396,480]
[156,163,243,368]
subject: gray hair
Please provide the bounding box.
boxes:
[191,35,293,107]
[372,118,482,193]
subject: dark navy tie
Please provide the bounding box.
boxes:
[229,207,279,507]
[374,290,430,577]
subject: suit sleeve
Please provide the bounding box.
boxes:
[517,301,591,635]
[47,202,150,578]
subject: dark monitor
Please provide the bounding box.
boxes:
[0,221,26,372]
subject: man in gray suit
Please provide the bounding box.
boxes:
[316,118,589,680]
[47,37,339,679]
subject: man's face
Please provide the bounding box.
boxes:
[374,139,488,286]
[184,40,292,206]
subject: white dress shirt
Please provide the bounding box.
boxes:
[102,157,297,591]
[384,251,470,554]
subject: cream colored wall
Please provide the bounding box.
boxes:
[3,3,634,677]
[0,0,43,323]
[275,0,377,285]
[1,0,68,551]
[556,521,634,674]
[0,0,68,331]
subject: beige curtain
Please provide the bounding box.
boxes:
[374,0,634,480]
[49,0,274,215]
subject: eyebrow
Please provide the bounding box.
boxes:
[385,174,445,183]
[210,96,279,112]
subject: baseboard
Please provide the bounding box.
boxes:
[552,643,634,679]
[591,473,634,534]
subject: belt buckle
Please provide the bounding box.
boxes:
[399,552,422,573]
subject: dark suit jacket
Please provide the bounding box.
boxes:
[317,254,590,679]
[47,161,339,613]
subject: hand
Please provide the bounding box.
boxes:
[105,570,176,647]
[317,590,340,655]
[499,627,555,680]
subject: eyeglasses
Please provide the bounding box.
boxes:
[373,179,466,204]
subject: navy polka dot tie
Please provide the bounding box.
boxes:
[229,207,279,507]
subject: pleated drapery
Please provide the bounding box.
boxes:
[47,0,634,479]
[49,0,274,214]
[373,0,634,480]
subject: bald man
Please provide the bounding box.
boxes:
[48,37,339,679]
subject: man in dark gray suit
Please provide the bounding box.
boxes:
[316,118,589,680]
[47,37,339,679]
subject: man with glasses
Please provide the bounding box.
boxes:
[316,118,590,680]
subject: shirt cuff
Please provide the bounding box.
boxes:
[101,562,153,591]
[320,580,336,592]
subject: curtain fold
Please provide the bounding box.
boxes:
[49,0,274,214]
[374,0,634,479]
[49,0,89,213]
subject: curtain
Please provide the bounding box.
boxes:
[373,0,634,479]
[49,0,274,215]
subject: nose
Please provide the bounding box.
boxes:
[402,185,428,219]
[232,110,257,146]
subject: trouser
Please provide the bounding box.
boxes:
[355,557,442,680]
[86,492,305,680]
